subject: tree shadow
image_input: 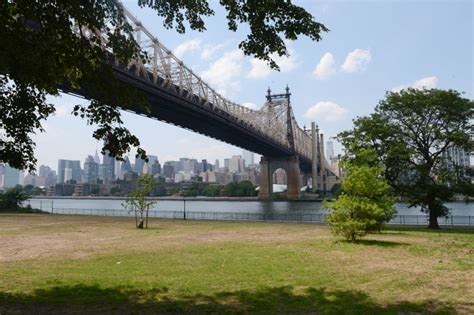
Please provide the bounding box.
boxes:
[0,284,465,314]
[351,239,408,247]
[388,226,474,235]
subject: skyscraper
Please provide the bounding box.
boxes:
[215,159,220,170]
[119,156,133,179]
[229,155,243,173]
[102,151,115,181]
[2,164,20,188]
[242,150,255,166]
[83,156,99,183]
[134,157,145,175]
[326,141,335,160]
[57,160,82,183]
[151,159,162,175]
[93,149,101,164]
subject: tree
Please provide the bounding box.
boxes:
[122,174,156,229]
[324,164,395,241]
[0,0,328,172]
[338,88,474,229]
[0,185,29,211]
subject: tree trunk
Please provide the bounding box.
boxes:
[428,209,440,229]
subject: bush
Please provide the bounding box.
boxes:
[0,185,29,211]
[324,165,395,241]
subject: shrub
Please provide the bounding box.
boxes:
[324,165,395,241]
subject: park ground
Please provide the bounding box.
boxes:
[0,214,473,314]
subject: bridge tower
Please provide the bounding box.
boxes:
[258,87,302,199]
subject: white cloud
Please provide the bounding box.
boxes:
[312,53,336,80]
[412,76,438,89]
[391,76,438,92]
[304,101,348,121]
[200,49,243,96]
[341,49,371,73]
[173,39,202,59]
[201,43,225,60]
[247,49,299,80]
[242,102,258,110]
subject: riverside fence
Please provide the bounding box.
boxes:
[26,202,474,227]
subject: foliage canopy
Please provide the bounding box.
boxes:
[0,0,328,172]
[338,88,473,229]
[325,164,395,241]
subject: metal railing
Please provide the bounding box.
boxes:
[31,207,474,227]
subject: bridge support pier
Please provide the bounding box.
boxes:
[258,155,301,199]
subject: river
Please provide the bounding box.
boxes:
[26,198,473,216]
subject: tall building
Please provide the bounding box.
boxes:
[229,155,244,173]
[242,150,255,166]
[326,141,335,160]
[163,162,175,178]
[201,159,208,172]
[224,158,230,169]
[37,165,56,187]
[148,155,158,165]
[118,156,133,179]
[57,159,81,183]
[151,159,162,175]
[2,164,21,188]
[134,157,145,175]
[443,146,471,177]
[215,159,220,170]
[83,156,99,183]
[102,151,115,181]
[93,149,101,164]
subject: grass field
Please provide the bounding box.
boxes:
[0,214,473,314]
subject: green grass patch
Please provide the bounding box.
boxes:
[0,214,473,314]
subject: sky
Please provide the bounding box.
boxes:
[33,0,473,171]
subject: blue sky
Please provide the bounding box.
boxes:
[34,0,473,171]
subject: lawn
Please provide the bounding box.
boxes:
[0,214,473,314]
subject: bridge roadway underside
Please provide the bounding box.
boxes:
[62,64,312,172]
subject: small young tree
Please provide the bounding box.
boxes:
[123,174,156,229]
[325,164,395,241]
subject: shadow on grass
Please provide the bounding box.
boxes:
[387,225,474,235]
[0,284,464,314]
[350,239,408,247]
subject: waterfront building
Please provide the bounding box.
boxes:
[273,168,287,185]
[119,156,133,179]
[242,150,255,166]
[57,159,82,183]
[134,157,145,175]
[151,159,162,175]
[148,155,158,165]
[102,150,115,181]
[93,149,101,164]
[229,155,244,173]
[201,159,208,172]
[83,155,99,183]
[163,163,175,178]
[2,164,21,188]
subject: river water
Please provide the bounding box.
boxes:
[27,198,473,216]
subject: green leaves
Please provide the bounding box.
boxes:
[338,88,473,228]
[1,0,327,172]
[325,165,395,241]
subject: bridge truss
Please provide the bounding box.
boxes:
[73,3,317,163]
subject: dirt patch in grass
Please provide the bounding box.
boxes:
[0,215,329,262]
